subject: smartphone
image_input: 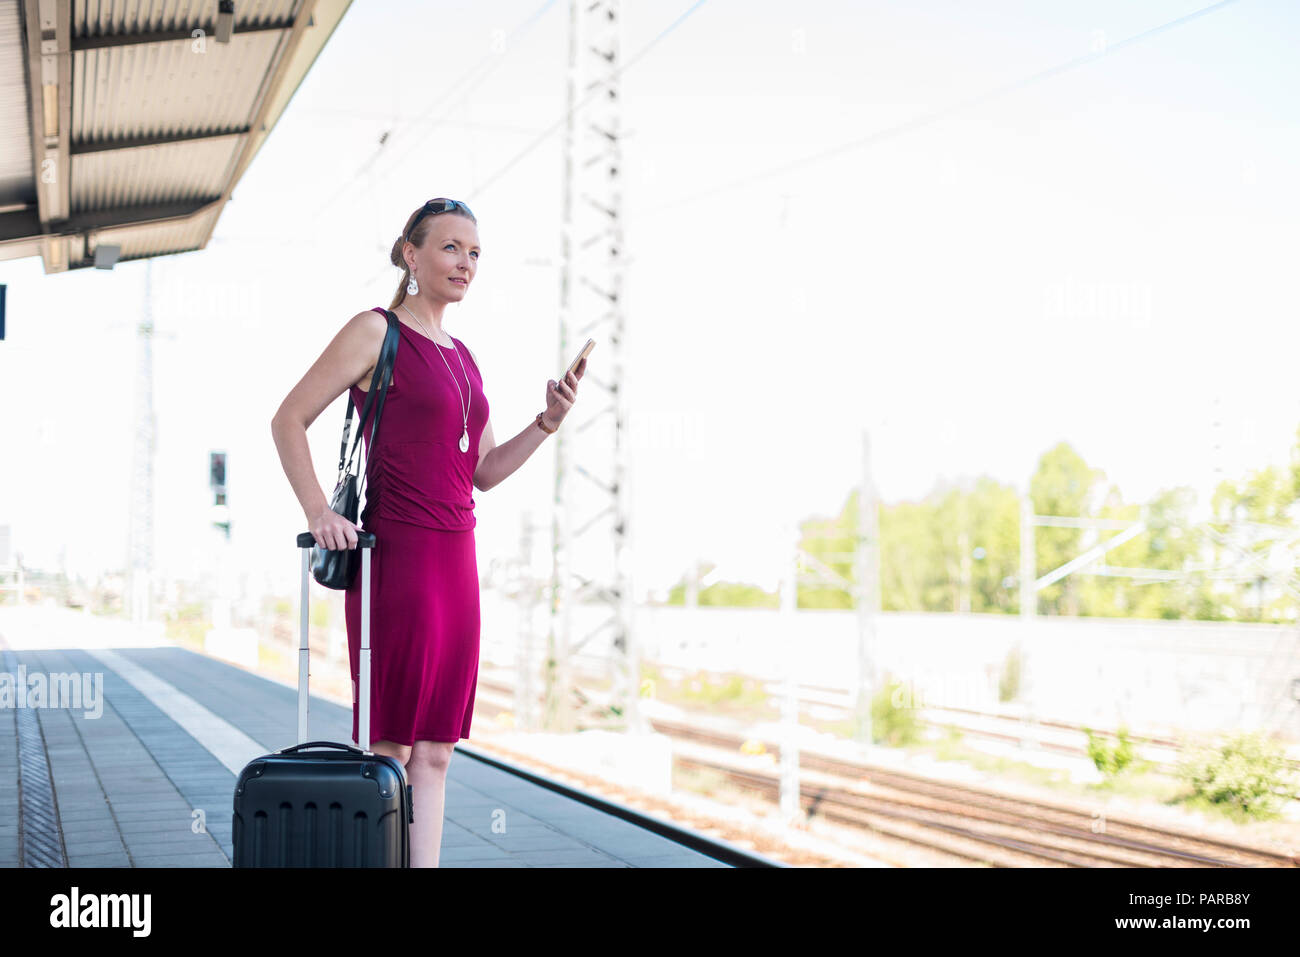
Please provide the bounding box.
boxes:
[564,338,596,380]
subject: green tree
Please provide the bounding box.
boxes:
[664,561,779,608]
[667,426,1300,620]
[936,477,1020,613]
[1075,484,1205,619]
[1029,442,1106,616]
[879,497,947,610]
[798,511,856,610]
[1207,463,1298,622]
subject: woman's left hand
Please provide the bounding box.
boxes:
[543,356,587,429]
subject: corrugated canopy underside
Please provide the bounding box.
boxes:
[0,0,352,273]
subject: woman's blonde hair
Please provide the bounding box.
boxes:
[388,201,478,310]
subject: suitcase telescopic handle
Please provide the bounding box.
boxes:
[296,531,376,549]
[294,529,377,749]
[275,741,369,756]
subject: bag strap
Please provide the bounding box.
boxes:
[355,311,400,502]
[337,310,399,479]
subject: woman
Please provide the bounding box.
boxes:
[270,197,586,867]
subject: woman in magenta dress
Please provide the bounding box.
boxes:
[270,198,587,867]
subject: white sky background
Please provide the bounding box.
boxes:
[2,0,1299,598]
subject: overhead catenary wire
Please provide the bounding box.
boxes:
[354,0,712,292]
[215,0,1233,261]
[465,0,712,203]
[217,0,711,281]
[292,108,551,137]
[209,0,561,258]
[631,0,1242,220]
[301,0,563,236]
[361,0,1230,283]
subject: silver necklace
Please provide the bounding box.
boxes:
[400,302,472,453]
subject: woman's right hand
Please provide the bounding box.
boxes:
[310,504,360,551]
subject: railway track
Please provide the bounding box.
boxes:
[639,662,1300,779]
[670,740,1296,868]
[474,674,1299,868]
[476,657,1300,803]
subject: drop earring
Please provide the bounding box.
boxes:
[407,269,419,295]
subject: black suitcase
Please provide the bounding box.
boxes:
[232,530,413,867]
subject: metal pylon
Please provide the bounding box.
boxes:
[127,259,156,625]
[544,0,639,734]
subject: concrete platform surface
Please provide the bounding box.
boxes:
[0,606,739,868]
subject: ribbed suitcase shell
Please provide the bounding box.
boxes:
[233,743,410,867]
[232,532,412,867]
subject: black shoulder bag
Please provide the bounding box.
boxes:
[310,309,400,590]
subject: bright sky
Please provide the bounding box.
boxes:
[3,0,1299,597]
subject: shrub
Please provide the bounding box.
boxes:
[998,646,1022,702]
[679,670,766,708]
[1083,724,1136,777]
[870,676,921,747]
[1176,731,1293,817]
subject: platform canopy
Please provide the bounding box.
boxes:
[0,0,352,273]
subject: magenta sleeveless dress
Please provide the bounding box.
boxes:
[343,306,490,746]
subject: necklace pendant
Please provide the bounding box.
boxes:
[459,430,470,453]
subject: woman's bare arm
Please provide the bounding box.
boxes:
[271,309,386,547]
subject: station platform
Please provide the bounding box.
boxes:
[0,605,773,868]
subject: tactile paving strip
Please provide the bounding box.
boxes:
[2,649,67,867]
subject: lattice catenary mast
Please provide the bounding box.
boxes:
[544,0,640,734]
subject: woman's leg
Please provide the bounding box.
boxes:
[366,739,411,764]
[407,740,455,867]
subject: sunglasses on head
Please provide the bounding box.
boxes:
[406,198,476,241]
